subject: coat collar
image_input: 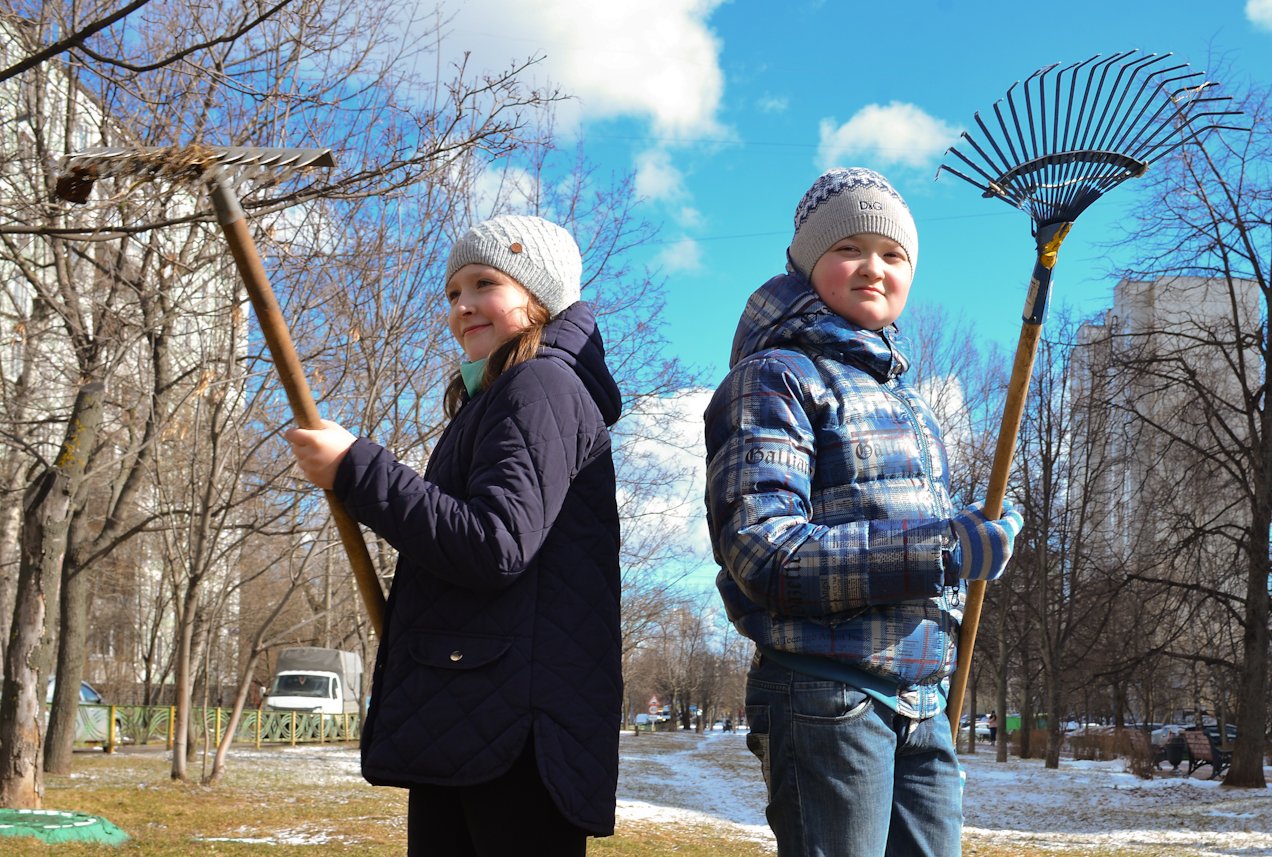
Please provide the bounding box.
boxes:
[536,302,623,426]
[730,273,908,382]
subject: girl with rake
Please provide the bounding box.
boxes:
[287,215,622,856]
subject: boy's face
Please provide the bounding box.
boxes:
[809,233,912,330]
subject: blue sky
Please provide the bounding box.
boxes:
[436,0,1272,388]
[428,0,1272,590]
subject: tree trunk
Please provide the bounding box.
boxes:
[0,381,104,808]
[0,472,69,808]
[1223,508,1269,787]
[43,548,92,773]
[0,297,49,667]
[1019,623,1040,759]
[205,649,262,786]
[0,501,21,665]
[41,382,108,774]
[205,575,303,786]
[1113,680,1129,729]
[1044,681,1063,769]
[995,614,1009,763]
[169,585,199,782]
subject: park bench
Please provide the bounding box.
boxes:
[1183,729,1232,779]
[1126,730,1166,774]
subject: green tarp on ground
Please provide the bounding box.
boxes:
[0,808,129,845]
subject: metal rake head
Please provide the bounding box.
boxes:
[54,144,335,203]
[937,50,1243,231]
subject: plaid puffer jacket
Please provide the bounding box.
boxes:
[704,273,961,689]
[336,302,622,835]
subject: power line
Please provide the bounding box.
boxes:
[644,211,1015,246]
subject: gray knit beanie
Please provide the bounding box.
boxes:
[786,167,918,279]
[445,215,582,317]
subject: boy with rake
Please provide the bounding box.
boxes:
[704,167,1022,856]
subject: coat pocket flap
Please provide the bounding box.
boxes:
[407,631,513,670]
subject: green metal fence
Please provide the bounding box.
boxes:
[74,703,361,751]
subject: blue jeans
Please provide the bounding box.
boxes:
[745,653,962,857]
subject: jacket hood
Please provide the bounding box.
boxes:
[729,273,908,382]
[539,301,623,426]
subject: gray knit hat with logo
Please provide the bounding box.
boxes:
[445,215,582,317]
[786,167,918,279]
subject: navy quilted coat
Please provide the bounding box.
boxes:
[334,302,622,835]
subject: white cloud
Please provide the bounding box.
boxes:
[635,149,687,202]
[816,102,960,171]
[676,206,704,229]
[654,237,703,273]
[1248,0,1272,31]
[613,388,715,563]
[440,0,728,137]
[470,165,539,216]
[757,94,788,114]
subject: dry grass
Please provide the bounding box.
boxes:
[4,746,404,855]
[0,739,1254,856]
[3,746,774,856]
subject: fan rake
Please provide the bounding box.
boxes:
[55,145,386,635]
[936,50,1242,741]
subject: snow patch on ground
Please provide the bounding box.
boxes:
[208,729,1272,853]
[614,730,1272,855]
[196,831,339,845]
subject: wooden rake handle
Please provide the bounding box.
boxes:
[945,320,1038,740]
[209,179,386,637]
[947,222,1070,742]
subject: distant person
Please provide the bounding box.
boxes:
[287,215,622,856]
[987,711,999,743]
[704,167,1023,856]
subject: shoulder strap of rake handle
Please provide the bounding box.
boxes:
[208,179,387,637]
[947,222,1069,742]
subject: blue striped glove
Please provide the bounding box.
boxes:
[950,500,1023,582]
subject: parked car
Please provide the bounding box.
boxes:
[1200,724,1238,746]
[46,679,126,748]
[958,715,992,741]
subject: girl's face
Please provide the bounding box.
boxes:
[446,264,533,361]
[809,233,913,330]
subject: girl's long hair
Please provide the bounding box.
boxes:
[443,296,552,418]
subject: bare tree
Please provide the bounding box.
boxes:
[2,0,564,789]
[1104,82,1271,787]
[623,594,726,731]
[203,527,333,786]
[1009,312,1136,768]
[0,10,197,770]
[0,1,292,88]
[1070,311,1208,732]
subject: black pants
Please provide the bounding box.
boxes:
[406,739,588,856]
